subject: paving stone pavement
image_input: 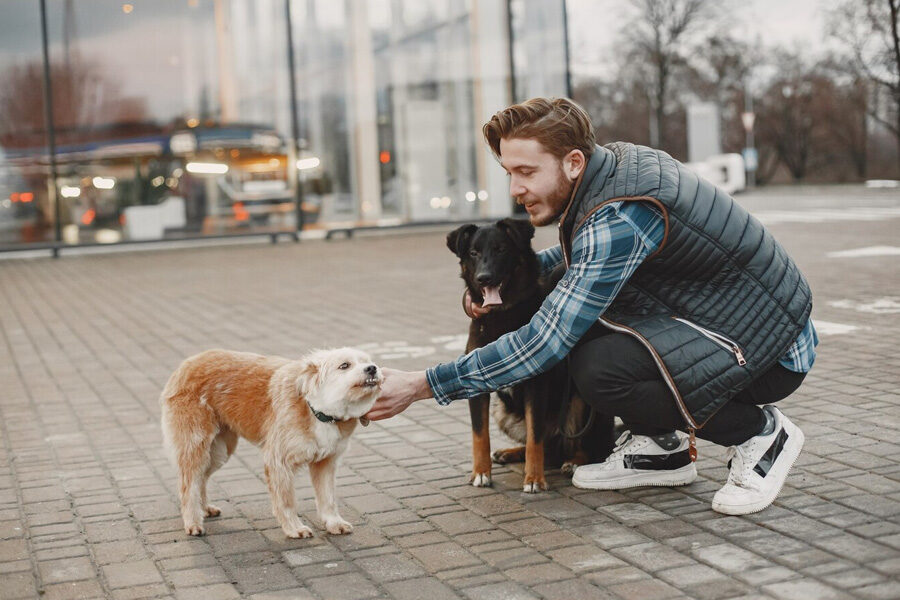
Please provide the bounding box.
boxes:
[1,184,898,600]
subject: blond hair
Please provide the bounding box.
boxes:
[482,97,595,160]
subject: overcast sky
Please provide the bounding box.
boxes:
[567,0,836,79]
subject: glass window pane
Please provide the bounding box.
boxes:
[0,2,54,246]
[42,0,295,244]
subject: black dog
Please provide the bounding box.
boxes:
[446,218,614,492]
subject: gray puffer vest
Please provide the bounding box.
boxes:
[560,143,812,428]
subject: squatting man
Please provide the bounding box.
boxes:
[366,97,817,515]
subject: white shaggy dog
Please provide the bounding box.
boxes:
[160,347,382,538]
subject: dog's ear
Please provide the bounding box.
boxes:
[297,360,320,398]
[446,224,478,257]
[497,218,535,252]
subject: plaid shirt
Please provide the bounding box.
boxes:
[427,201,817,405]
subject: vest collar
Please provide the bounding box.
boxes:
[559,144,616,258]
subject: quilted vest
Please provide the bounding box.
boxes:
[559,143,812,428]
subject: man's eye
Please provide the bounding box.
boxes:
[338,362,350,370]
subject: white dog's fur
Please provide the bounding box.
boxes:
[160,347,382,538]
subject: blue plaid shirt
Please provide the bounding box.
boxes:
[427,201,817,405]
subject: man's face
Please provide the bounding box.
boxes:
[500,138,577,227]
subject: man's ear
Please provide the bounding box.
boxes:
[563,149,586,180]
[297,360,320,398]
[446,224,478,257]
[497,218,535,252]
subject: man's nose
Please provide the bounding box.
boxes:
[509,178,526,198]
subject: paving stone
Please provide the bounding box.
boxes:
[532,578,613,600]
[38,556,96,585]
[763,579,853,600]
[855,581,900,600]
[354,553,427,581]
[547,544,627,573]
[462,581,540,600]
[383,577,461,600]
[406,541,482,572]
[608,578,683,600]
[0,570,38,599]
[505,561,573,585]
[691,543,772,572]
[173,583,241,600]
[165,566,230,587]
[246,589,314,600]
[102,560,164,588]
[40,579,105,600]
[110,582,170,600]
[307,572,381,600]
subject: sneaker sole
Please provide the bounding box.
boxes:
[572,464,698,490]
[711,421,805,516]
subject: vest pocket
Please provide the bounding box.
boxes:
[672,317,747,366]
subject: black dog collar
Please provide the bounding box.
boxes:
[307,401,342,423]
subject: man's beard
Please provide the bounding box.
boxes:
[528,167,576,227]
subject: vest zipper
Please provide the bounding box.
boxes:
[672,317,747,366]
[598,316,699,430]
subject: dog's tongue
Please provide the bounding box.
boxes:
[481,286,502,307]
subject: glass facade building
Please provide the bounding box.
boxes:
[0,0,569,251]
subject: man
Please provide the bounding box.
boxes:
[367,97,817,515]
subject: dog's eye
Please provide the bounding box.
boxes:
[469,249,478,257]
[338,362,350,370]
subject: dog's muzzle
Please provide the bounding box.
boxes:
[363,365,380,387]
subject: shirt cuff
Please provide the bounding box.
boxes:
[425,361,464,405]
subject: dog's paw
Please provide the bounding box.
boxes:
[205,504,222,517]
[325,519,353,535]
[470,472,492,487]
[185,523,205,536]
[522,477,548,493]
[492,446,526,464]
[284,525,314,539]
[560,462,577,477]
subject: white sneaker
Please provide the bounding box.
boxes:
[712,406,804,515]
[572,431,698,490]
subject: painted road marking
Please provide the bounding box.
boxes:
[828,297,900,314]
[357,340,435,360]
[754,207,900,225]
[827,246,900,258]
[813,320,861,336]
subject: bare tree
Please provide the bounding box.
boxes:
[624,0,715,149]
[755,53,824,181]
[0,57,146,149]
[828,0,900,172]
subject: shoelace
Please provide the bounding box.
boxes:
[725,444,760,490]
[608,431,642,460]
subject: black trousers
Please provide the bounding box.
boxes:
[570,326,807,447]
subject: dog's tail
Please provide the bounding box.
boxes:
[159,361,209,467]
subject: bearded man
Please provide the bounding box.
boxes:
[367,97,817,515]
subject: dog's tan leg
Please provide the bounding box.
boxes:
[201,430,236,518]
[176,438,212,535]
[264,460,312,539]
[309,456,351,535]
[523,401,547,493]
[469,394,492,487]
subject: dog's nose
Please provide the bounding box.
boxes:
[476,272,491,285]
[364,365,378,376]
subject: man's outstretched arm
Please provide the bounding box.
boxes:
[366,368,432,421]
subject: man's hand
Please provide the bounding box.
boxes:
[463,289,494,319]
[366,369,432,421]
